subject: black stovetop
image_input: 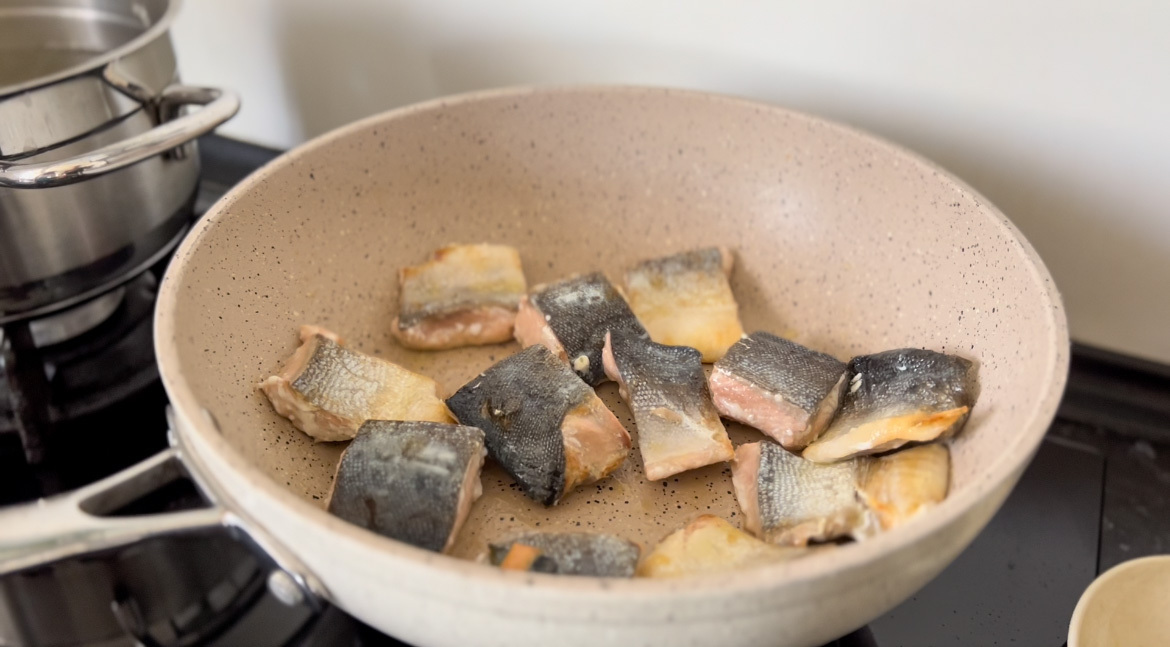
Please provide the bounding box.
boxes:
[4,134,1169,647]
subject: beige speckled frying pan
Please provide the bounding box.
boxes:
[0,87,1068,647]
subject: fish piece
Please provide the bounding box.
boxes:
[489,532,640,577]
[495,544,559,573]
[258,325,451,442]
[513,272,647,386]
[710,332,848,450]
[446,345,630,505]
[858,443,951,531]
[803,349,978,463]
[602,330,734,480]
[637,515,803,578]
[623,246,744,362]
[732,441,869,546]
[392,243,527,350]
[327,421,486,553]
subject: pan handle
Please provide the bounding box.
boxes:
[0,410,327,609]
[0,85,240,189]
[0,448,223,575]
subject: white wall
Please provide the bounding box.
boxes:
[172,0,1170,364]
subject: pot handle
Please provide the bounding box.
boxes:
[0,85,241,189]
[0,413,326,608]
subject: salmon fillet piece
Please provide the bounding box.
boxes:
[733,440,951,545]
[857,443,950,531]
[495,544,557,572]
[638,515,803,578]
[623,247,744,362]
[258,325,451,441]
[803,349,978,463]
[489,533,640,577]
[710,332,847,450]
[513,272,647,386]
[446,345,631,505]
[327,421,485,553]
[392,243,527,350]
[602,330,734,481]
[732,441,870,546]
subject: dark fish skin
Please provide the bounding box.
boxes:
[609,331,712,416]
[529,272,647,386]
[842,349,978,421]
[489,533,641,577]
[803,349,979,463]
[717,333,847,414]
[488,546,560,573]
[446,345,590,505]
[328,421,485,553]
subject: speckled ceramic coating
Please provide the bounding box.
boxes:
[155,87,1068,647]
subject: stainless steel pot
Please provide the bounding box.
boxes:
[0,0,239,323]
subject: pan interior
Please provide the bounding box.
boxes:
[167,89,1059,561]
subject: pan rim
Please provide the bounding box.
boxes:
[155,84,1069,600]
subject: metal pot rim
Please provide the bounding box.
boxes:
[0,0,182,98]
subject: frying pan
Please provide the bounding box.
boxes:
[0,87,1068,647]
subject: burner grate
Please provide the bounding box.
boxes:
[1,272,161,461]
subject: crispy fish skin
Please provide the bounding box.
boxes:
[392,244,527,350]
[858,443,950,531]
[624,246,744,362]
[327,421,486,553]
[446,345,630,505]
[602,330,734,481]
[514,272,648,386]
[489,532,640,577]
[733,441,868,546]
[258,325,451,441]
[710,332,848,450]
[803,349,978,463]
[637,515,803,578]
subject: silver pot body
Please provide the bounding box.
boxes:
[0,0,239,322]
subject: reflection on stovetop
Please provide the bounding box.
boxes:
[2,134,1167,647]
